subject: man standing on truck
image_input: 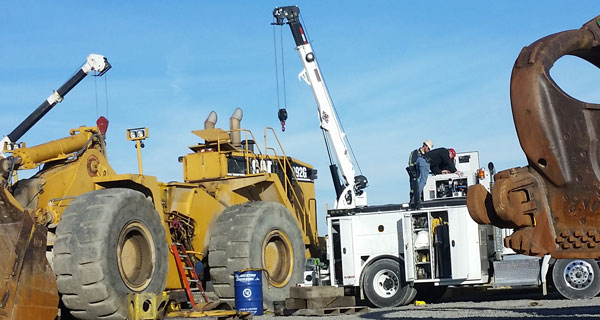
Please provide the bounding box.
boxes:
[407,139,434,209]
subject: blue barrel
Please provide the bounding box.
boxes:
[234,269,263,315]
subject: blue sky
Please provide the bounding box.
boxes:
[1,2,599,234]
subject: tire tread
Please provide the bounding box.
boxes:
[53,188,167,319]
[208,201,305,308]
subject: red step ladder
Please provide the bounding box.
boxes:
[171,242,208,306]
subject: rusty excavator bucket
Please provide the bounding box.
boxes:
[467,15,600,259]
[0,178,58,319]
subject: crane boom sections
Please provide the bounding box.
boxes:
[273,6,367,209]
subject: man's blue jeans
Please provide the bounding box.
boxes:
[416,157,430,200]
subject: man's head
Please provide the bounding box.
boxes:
[448,148,456,160]
[422,139,434,153]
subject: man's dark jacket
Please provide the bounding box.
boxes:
[425,148,457,174]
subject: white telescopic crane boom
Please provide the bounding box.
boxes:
[273,6,367,209]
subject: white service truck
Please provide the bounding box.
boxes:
[324,152,565,307]
[273,5,600,307]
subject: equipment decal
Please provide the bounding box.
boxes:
[228,156,314,183]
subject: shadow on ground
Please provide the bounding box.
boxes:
[359,287,600,319]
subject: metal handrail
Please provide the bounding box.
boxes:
[208,127,312,229]
[214,128,266,176]
[263,127,310,224]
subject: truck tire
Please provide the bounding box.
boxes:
[53,188,168,319]
[362,258,412,308]
[552,258,600,300]
[208,201,305,309]
[402,287,418,305]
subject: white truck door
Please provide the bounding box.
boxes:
[338,218,356,286]
[447,209,469,279]
[401,213,415,282]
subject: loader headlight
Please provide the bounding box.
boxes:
[126,128,149,141]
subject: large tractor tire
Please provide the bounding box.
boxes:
[208,201,306,309]
[53,188,168,319]
[552,258,600,300]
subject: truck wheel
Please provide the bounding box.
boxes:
[552,258,600,300]
[53,188,168,319]
[402,287,418,305]
[362,258,412,307]
[208,201,305,309]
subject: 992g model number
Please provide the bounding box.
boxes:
[229,156,313,182]
[293,165,308,179]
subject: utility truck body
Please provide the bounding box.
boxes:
[325,152,559,307]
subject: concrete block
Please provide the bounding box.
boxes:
[306,296,355,309]
[285,298,306,309]
[289,286,344,299]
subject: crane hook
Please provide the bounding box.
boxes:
[278,108,288,132]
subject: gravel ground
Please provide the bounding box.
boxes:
[255,288,600,320]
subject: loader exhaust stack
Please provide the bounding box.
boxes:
[204,111,217,129]
[230,108,243,148]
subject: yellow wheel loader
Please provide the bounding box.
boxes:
[0,56,319,319]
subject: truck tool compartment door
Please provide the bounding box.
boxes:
[446,206,483,280]
[339,219,356,285]
[328,218,356,286]
[446,208,468,279]
[402,212,415,282]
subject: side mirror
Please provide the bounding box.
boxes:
[488,162,496,176]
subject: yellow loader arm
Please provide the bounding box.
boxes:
[0,125,104,319]
[0,54,111,319]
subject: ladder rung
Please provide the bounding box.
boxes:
[190,288,201,291]
[178,254,188,258]
[188,279,198,283]
[183,267,193,270]
[173,242,183,246]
